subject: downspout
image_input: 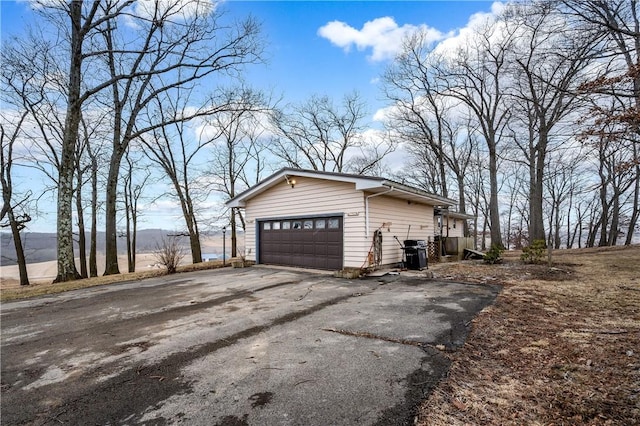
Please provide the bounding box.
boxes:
[365,187,395,238]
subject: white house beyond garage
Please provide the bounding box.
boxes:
[225,168,458,270]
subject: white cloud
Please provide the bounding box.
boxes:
[123,0,216,28]
[133,0,216,20]
[433,1,506,56]
[372,104,393,123]
[318,17,445,62]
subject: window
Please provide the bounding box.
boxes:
[304,220,313,229]
[328,218,339,229]
[282,221,290,230]
[315,219,325,229]
[292,221,302,229]
[272,221,281,230]
[263,222,271,230]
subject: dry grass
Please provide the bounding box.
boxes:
[417,245,640,425]
[0,260,230,302]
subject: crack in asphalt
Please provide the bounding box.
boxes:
[320,327,429,349]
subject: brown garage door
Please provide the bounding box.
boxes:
[259,216,343,270]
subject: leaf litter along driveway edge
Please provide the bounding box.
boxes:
[417,245,640,426]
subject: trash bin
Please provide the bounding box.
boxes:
[403,240,427,270]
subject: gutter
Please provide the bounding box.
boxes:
[365,186,395,238]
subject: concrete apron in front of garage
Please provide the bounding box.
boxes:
[0,267,499,426]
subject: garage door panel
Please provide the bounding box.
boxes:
[259,216,343,270]
[303,242,315,255]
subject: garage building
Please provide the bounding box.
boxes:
[226,168,460,270]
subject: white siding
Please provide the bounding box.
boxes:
[442,215,465,238]
[242,176,367,268]
[367,195,435,266]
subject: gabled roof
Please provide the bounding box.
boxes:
[226,167,456,208]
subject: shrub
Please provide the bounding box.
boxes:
[154,236,185,274]
[484,244,504,264]
[521,239,546,264]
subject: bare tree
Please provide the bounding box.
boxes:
[207,87,270,257]
[435,18,516,249]
[122,149,150,273]
[563,0,640,245]
[1,29,68,286]
[98,1,263,275]
[594,120,637,246]
[0,112,32,286]
[139,88,222,265]
[545,153,583,248]
[382,30,477,227]
[14,0,136,282]
[74,126,90,278]
[625,140,640,244]
[382,31,451,197]
[54,1,133,281]
[9,1,262,279]
[269,92,390,174]
[504,3,597,244]
[564,0,640,135]
[501,162,529,250]
[465,145,492,250]
[79,112,110,277]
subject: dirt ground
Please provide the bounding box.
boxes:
[417,245,640,425]
[0,254,226,301]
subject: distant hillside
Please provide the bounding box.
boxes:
[0,230,220,267]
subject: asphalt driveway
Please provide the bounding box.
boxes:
[1,267,499,425]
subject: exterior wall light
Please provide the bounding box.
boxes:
[285,175,296,188]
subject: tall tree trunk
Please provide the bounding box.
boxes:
[188,228,202,264]
[625,146,639,245]
[125,192,133,273]
[566,191,574,248]
[231,208,237,258]
[75,175,88,278]
[456,175,469,237]
[438,149,448,199]
[8,210,29,286]
[104,151,122,275]
[529,170,546,243]
[554,201,562,249]
[89,157,98,277]
[182,195,202,264]
[598,184,609,247]
[587,215,600,248]
[131,206,137,272]
[608,196,619,246]
[488,144,503,249]
[54,0,82,283]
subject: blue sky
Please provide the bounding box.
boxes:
[1,1,497,232]
[226,1,495,111]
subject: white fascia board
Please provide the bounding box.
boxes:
[378,181,457,207]
[354,180,386,190]
[290,170,384,189]
[226,198,246,208]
